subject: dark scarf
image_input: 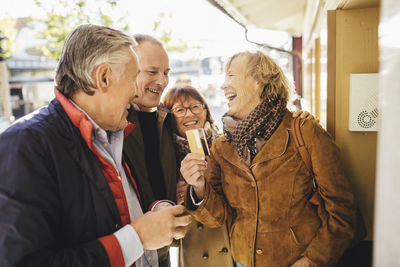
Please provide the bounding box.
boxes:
[174,134,191,162]
[223,96,287,162]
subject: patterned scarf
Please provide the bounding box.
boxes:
[222,96,287,162]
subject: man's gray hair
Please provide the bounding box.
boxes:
[55,24,136,98]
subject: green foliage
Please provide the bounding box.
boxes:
[31,0,130,59]
[30,1,189,59]
[0,18,18,60]
[152,12,189,53]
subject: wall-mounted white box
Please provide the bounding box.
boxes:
[349,73,379,132]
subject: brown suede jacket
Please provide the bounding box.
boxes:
[186,111,357,267]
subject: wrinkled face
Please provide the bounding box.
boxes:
[133,41,170,111]
[221,55,262,119]
[105,48,140,131]
[171,96,207,137]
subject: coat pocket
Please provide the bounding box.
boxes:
[289,221,320,246]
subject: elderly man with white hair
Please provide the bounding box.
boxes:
[0,24,191,267]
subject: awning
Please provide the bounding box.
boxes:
[206,0,308,37]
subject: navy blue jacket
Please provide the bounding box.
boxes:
[0,98,125,266]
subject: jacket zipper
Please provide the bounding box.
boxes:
[249,171,259,267]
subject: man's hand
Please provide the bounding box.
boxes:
[131,205,192,250]
[180,153,207,200]
[152,201,174,212]
[292,110,317,121]
[290,257,316,267]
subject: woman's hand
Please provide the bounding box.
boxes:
[292,110,318,121]
[180,153,207,200]
[290,257,316,267]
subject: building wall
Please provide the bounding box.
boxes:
[327,7,379,240]
[0,61,11,119]
[374,0,400,264]
[302,0,328,129]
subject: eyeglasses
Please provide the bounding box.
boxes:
[171,103,205,117]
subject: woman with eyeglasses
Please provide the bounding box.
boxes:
[162,84,234,267]
[162,84,313,267]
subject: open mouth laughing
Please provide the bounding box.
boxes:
[147,88,162,95]
[183,120,199,127]
[225,92,237,103]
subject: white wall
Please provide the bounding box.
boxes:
[373,0,400,265]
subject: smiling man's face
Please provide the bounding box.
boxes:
[133,41,170,111]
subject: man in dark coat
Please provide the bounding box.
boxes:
[123,34,177,267]
[0,24,191,267]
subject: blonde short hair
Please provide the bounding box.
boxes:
[225,51,293,102]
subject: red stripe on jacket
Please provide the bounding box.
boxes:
[55,88,140,267]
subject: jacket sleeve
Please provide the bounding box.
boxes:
[0,128,119,267]
[301,121,357,267]
[185,147,232,228]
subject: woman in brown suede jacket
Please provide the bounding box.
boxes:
[180,51,357,267]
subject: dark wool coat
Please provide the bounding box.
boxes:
[187,111,357,267]
[0,95,135,267]
[124,109,177,210]
[123,109,177,267]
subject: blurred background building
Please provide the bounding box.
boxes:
[0,0,296,131]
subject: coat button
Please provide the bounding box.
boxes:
[251,181,256,187]
[197,223,203,230]
[115,223,120,229]
[256,248,263,254]
[221,247,228,254]
[202,253,209,260]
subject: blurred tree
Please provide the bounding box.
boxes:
[0,18,18,60]
[31,1,189,58]
[0,18,17,120]
[152,11,189,53]
[31,0,130,59]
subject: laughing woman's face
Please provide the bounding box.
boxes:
[171,96,207,137]
[221,55,262,119]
